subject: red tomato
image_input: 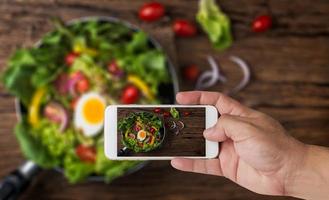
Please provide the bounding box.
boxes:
[107,60,119,73]
[134,124,142,132]
[182,65,200,82]
[70,71,84,80]
[65,52,80,66]
[183,111,191,116]
[163,111,170,117]
[121,85,139,104]
[107,60,123,76]
[252,15,272,32]
[139,2,165,22]
[75,78,89,93]
[75,145,96,163]
[173,19,197,37]
[154,108,162,113]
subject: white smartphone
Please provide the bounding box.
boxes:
[104,105,219,160]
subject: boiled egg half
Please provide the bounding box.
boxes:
[137,130,147,141]
[74,92,106,137]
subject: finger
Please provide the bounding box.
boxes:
[176,91,255,117]
[204,114,257,142]
[171,158,222,176]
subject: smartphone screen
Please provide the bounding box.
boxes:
[117,106,206,157]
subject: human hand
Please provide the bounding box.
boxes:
[171,91,308,196]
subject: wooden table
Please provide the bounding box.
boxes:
[0,0,328,199]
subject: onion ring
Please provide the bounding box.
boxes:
[176,120,185,130]
[229,56,251,94]
[194,55,250,94]
[195,56,227,90]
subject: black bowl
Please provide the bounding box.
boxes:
[14,16,179,182]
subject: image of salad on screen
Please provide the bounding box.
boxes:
[1,18,175,183]
[117,107,206,157]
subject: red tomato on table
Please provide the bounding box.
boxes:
[252,15,272,32]
[173,19,197,37]
[139,2,165,22]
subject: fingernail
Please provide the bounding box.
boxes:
[176,93,183,100]
[204,126,214,137]
[171,158,182,169]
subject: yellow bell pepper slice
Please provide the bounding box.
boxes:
[149,136,155,145]
[73,43,98,57]
[127,75,154,100]
[28,88,46,127]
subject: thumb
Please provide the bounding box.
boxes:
[204,114,256,142]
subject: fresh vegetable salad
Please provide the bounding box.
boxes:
[119,112,164,153]
[2,19,172,183]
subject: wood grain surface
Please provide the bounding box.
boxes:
[0,0,328,200]
[117,107,206,156]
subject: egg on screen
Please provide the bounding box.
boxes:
[137,130,147,141]
[74,92,106,137]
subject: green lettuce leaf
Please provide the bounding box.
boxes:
[63,150,94,184]
[2,50,37,105]
[15,120,59,168]
[32,120,76,158]
[196,0,233,50]
[2,46,67,106]
[170,107,180,119]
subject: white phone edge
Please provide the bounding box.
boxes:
[104,105,219,160]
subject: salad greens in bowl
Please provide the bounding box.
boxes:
[2,17,177,183]
[119,112,165,153]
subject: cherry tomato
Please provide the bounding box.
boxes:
[154,108,162,113]
[107,60,124,76]
[134,124,142,132]
[75,78,89,93]
[182,65,200,82]
[173,19,197,37]
[139,2,165,22]
[138,142,143,147]
[121,85,139,104]
[70,71,84,80]
[252,15,272,33]
[183,111,191,116]
[163,111,170,117]
[65,52,80,66]
[75,145,96,163]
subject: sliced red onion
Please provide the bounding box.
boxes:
[54,73,70,95]
[68,71,84,97]
[229,56,251,94]
[168,120,177,130]
[176,120,185,130]
[144,136,150,143]
[108,60,125,77]
[128,133,136,139]
[195,55,250,94]
[44,102,69,132]
[195,56,227,90]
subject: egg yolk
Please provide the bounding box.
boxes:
[82,98,105,124]
[137,130,146,140]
